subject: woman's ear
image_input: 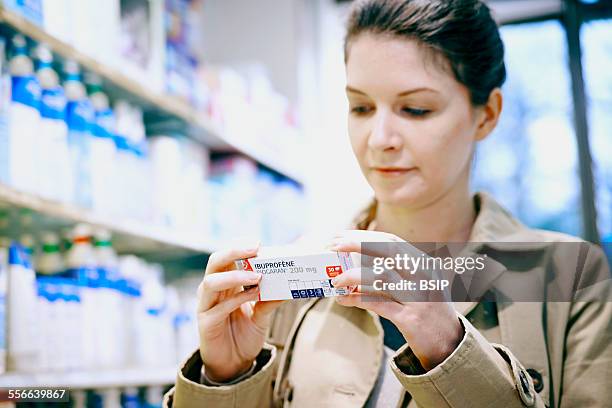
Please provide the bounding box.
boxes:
[474,88,503,141]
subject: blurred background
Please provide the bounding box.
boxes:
[0,0,609,406]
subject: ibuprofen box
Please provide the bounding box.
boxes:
[235,250,355,301]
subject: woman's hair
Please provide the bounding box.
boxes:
[345,0,506,106]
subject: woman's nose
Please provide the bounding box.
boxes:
[368,109,403,151]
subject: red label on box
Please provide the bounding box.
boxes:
[241,259,253,271]
[326,265,343,278]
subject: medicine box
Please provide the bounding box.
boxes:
[235,250,356,301]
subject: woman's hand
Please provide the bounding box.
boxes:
[197,245,285,382]
[329,230,464,370]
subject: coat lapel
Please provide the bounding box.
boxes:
[285,299,383,408]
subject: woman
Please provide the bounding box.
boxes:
[165,0,611,406]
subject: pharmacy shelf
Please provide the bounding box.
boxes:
[0,184,215,256]
[0,367,176,389]
[0,7,303,183]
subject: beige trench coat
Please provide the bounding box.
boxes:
[164,193,612,407]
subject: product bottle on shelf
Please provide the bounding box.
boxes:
[117,255,143,368]
[64,223,97,369]
[61,277,83,371]
[63,60,94,208]
[7,35,41,194]
[121,256,164,368]
[36,277,61,372]
[131,141,152,222]
[140,264,174,367]
[110,133,129,217]
[129,106,151,221]
[7,241,39,372]
[93,228,121,368]
[35,44,72,203]
[86,73,117,215]
[114,101,139,219]
[148,134,182,228]
[36,231,65,275]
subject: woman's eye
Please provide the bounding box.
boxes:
[350,106,373,115]
[402,107,431,117]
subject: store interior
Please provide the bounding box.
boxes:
[0,0,609,406]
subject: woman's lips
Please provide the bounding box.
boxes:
[372,167,417,177]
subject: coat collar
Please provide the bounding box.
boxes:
[353,191,549,251]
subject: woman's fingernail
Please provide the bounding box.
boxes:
[331,278,339,287]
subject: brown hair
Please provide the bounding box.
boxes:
[345,0,506,106]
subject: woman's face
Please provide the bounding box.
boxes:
[345,33,490,209]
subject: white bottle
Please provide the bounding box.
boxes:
[65,223,97,369]
[36,277,64,372]
[61,279,82,371]
[139,264,169,367]
[111,134,129,217]
[130,106,148,220]
[8,35,41,194]
[63,60,94,208]
[50,279,69,371]
[7,242,39,372]
[35,278,51,371]
[117,255,143,367]
[113,101,134,218]
[93,229,121,368]
[86,74,117,214]
[148,135,183,227]
[36,232,64,275]
[35,44,72,203]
